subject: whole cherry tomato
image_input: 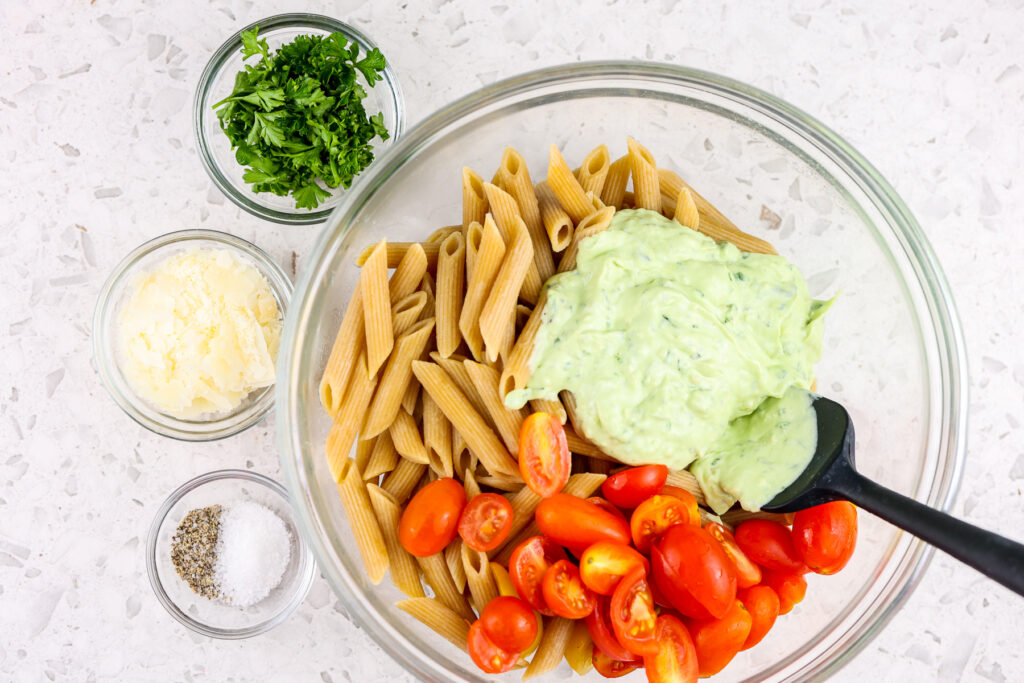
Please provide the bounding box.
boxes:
[509,536,568,616]
[479,596,538,653]
[518,412,571,497]
[609,567,659,657]
[587,497,630,524]
[734,520,807,574]
[685,599,752,676]
[630,493,700,553]
[536,494,631,555]
[458,493,514,552]
[467,619,519,673]
[705,522,762,588]
[601,465,669,509]
[586,596,637,663]
[542,559,596,618]
[760,569,807,615]
[580,542,650,596]
[642,615,699,683]
[654,524,737,619]
[398,477,466,557]
[792,501,858,574]
[737,585,780,650]
[593,647,640,678]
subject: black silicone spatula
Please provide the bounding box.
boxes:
[762,395,1024,596]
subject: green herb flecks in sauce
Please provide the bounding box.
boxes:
[506,209,831,511]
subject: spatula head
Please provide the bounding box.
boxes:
[761,395,856,513]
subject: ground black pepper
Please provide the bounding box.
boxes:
[170,505,222,599]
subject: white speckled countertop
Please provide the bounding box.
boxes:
[2,0,1023,681]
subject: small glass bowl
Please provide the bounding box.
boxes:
[93,229,292,441]
[193,13,406,225]
[146,470,316,639]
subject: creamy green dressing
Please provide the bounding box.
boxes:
[505,209,830,511]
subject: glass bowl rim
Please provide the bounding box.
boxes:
[276,60,969,681]
[192,12,407,226]
[144,468,316,639]
[93,228,293,442]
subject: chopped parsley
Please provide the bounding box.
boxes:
[212,26,390,210]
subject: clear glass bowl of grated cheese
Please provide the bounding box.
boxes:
[146,469,316,639]
[94,229,292,441]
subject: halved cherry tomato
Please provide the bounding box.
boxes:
[585,596,637,663]
[398,477,466,557]
[542,559,596,618]
[593,647,640,678]
[587,497,630,524]
[601,465,669,509]
[479,596,538,653]
[656,524,737,619]
[642,615,698,683]
[458,493,514,552]
[630,493,700,553]
[536,494,631,555]
[734,520,807,574]
[609,567,659,657]
[509,536,568,616]
[467,619,519,673]
[519,412,571,497]
[580,542,650,596]
[705,522,762,589]
[793,501,858,574]
[685,599,752,676]
[760,569,807,615]
[737,585,780,650]
[651,544,713,619]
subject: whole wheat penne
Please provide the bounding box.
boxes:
[459,216,506,361]
[464,220,482,285]
[587,457,612,475]
[674,186,701,231]
[418,552,475,621]
[577,144,610,197]
[355,433,377,476]
[475,475,525,492]
[381,458,427,504]
[452,430,476,477]
[436,232,466,358]
[562,427,613,460]
[600,154,631,209]
[465,360,527,455]
[666,468,707,507]
[463,467,482,499]
[529,397,567,425]
[423,393,453,478]
[360,240,394,376]
[336,458,389,584]
[547,145,592,223]
[412,361,520,479]
[319,281,364,418]
[362,318,436,438]
[536,180,573,252]
[515,303,533,332]
[444,538,468,592]
[557,205,615,273]
[430,352,492,426]
[389,409,430,464]
[462,167,488,229]
[396,598,471,652]
[427,226,462,244]
[491,562,517,597]
[325,352,378,482]
[563,472,608,498]
[479,217,533,362]
[366,484,425,597]
[363,430,399,480]
[627,136,660,212]
[499,292,546,400]
[420,270,436,299]
[357,241,442,269]
[524,617,574,680]
[392,291,428,337]
[494,147,555,282]
[401,376,420,415]
[461,543,499,613]
[483,183,542,305]
[389,243,428,304]
[560,391,583,436]
[564,619,595,675]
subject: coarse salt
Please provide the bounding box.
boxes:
[213,501,292,607]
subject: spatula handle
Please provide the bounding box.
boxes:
[836,471,1024,597]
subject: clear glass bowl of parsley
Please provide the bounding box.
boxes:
[194,14,405,224]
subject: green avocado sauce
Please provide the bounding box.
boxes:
[505,208,831,513]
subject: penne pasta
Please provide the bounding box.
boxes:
[381,457,428,504]
[557,205,615,273]
[417,552,476,621]
[389,408,430,464]
[560,391,583,436]
[355,433,377,476]
[462,167,488,229]
[360,240,395,377]
[536,180,573,252]
[463,467,482,499]
[412,361,521,479]
[475,474,525,492]
[362,318,436,439]
[366,484,425,597]
[499,292,546,400]
[423,392,454,478]
[464,220,483,285]
[490,562,517,598]
[451,429,476,478]
[389,243,428,304]
[479,217,533,362]
[529,397,567,425]
[319,281,364,418]
[325,352,378,482]
[444,537,468,592]
[401,376,420,415]
[459,215,506,361]
[564,619,595,675]
[462,542,499,613]
[396,598,471,653]
[357,241,441,270]
[563,427,616,461]
[392,291,428,337]
[464,360,527,455]
[665,468,707,507]
[430,352,492,426]
[627,136,661,212]
[587,457,612,475]
[427,226,462,244]
[483,183,542,305]
[674,186,701,231]
[547,145,592,223]
[576,144,610,197]
[363,430,399,480]
[494,147,555,283]
[600,154,631,209]
[524,617,574,680]
[436,232,466,358]
[335,458,389,584]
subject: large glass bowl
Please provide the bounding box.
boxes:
[277,63,967,682]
